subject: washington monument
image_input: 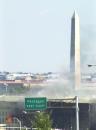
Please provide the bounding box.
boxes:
[70,11,81,88]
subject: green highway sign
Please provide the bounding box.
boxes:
[25,97,47,110]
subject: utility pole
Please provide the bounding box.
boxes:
[13,117,21,130]
[75,96,79,130]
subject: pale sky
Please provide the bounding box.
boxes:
[0,0,96,73]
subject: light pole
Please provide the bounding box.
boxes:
[13,117,21,130]
[75,96,79,130]
[24,126,28,130]
[3,83,8,95]
[88,64,96,75]
[88,64,96,67]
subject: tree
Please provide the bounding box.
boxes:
[33,112,52,130]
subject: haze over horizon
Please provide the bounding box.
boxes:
[0,0,96,73]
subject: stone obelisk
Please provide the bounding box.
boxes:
[70,11,81,89]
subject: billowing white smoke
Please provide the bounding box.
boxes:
[24,71,96,101]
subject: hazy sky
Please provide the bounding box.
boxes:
[0,0,96,73]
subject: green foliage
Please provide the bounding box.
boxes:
[33,112,52,130]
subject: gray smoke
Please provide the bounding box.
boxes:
[23,72,96,101]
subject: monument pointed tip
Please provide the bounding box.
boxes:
[74,10,77,13]
[72,10,79,18]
